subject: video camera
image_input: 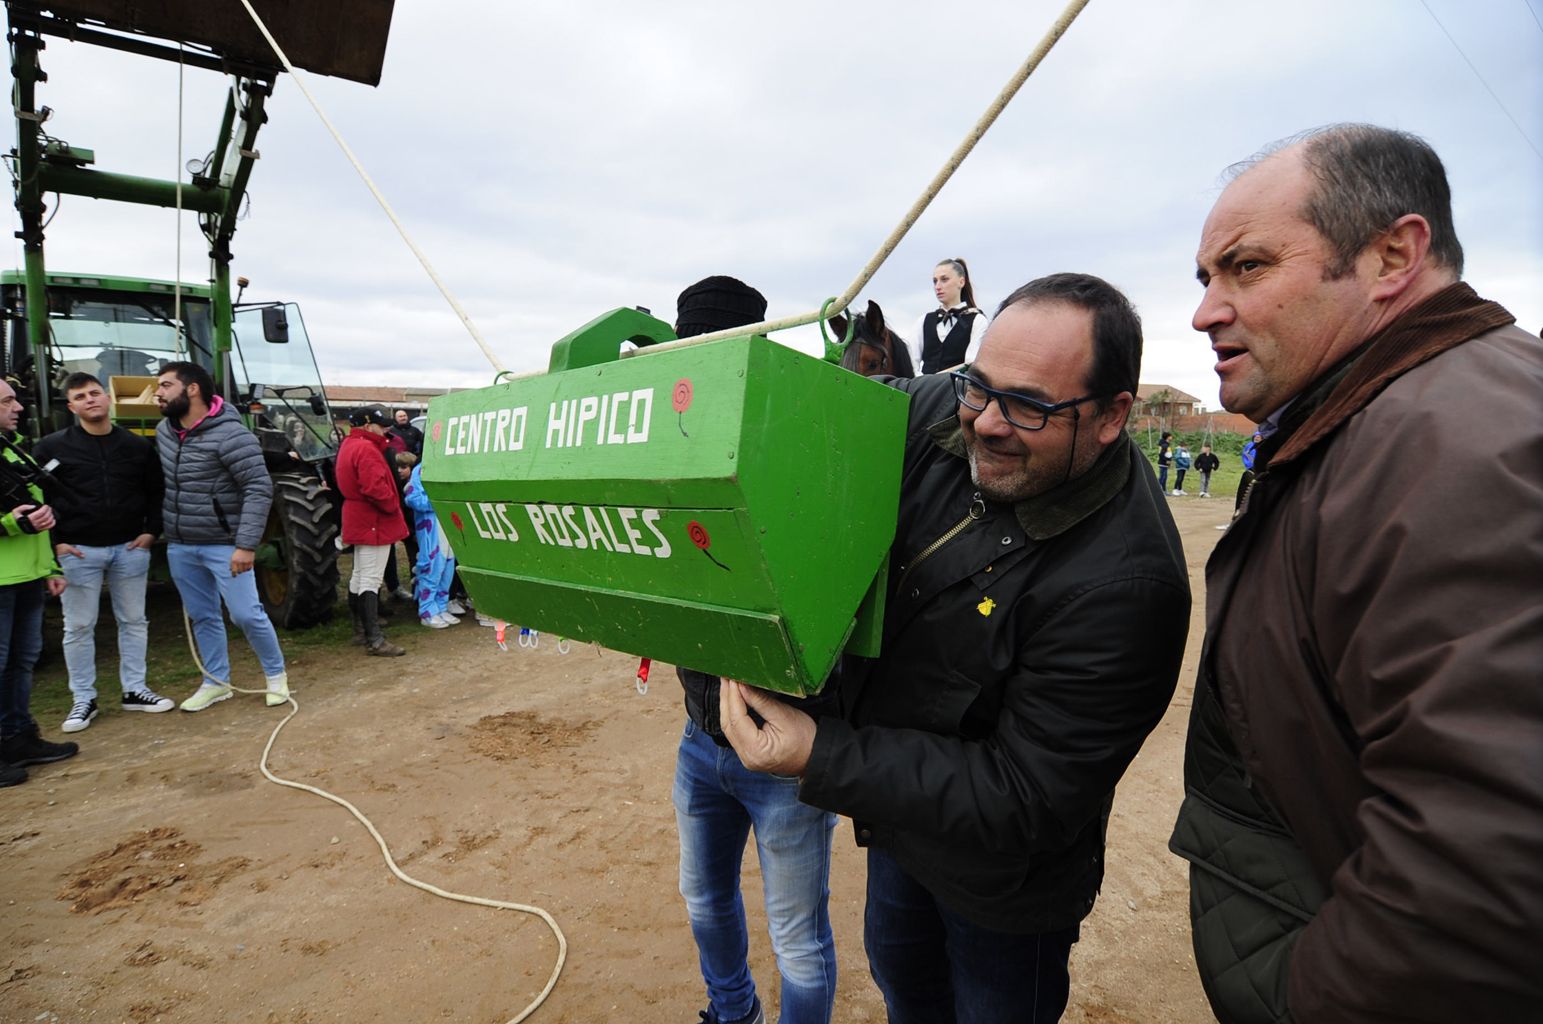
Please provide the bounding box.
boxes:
[0,434,77,533]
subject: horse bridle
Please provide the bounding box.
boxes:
[854,335,891,369]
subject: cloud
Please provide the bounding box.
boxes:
[5,0,1538,412]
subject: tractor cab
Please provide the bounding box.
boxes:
[0,272,336,462]
[0,272,214,435]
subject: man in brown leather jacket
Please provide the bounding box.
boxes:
[1170,123,1542,1023]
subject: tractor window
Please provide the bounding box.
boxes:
[232,303,325,391]
[45,292,214,380]
[233,303,335,463]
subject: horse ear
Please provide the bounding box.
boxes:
[828,311,849,338]
[865,300,886,336]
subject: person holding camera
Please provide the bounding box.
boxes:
[0,378,77,787]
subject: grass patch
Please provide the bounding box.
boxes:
[1130,427,1250,498]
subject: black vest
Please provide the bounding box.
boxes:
[921,309,977,374]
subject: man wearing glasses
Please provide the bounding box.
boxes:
[722,273,1189,1022]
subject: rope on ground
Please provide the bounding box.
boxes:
[233,0,506,374]
[181,608,566,1023]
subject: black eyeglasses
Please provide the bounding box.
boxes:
[949,370,1099,431]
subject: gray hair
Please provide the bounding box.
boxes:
[1228,123,1464,279]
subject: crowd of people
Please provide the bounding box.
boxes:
[678,123,1541,1024]
[2,123,1538,1023]
[0,362,478,782]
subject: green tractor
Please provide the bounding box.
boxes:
[2,1,395,626]
[0,271,343,625]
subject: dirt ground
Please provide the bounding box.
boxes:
[1,499,1231,1024]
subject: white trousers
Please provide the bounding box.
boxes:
[349,543,392,595]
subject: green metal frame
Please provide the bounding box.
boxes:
[425,309,909,696]
[6,12,273,419]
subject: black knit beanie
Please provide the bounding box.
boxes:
[674,276,767,339]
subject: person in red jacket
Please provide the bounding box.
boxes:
[336,408,408,657]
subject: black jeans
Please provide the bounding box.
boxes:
[864,847,1079,1023]
[0,578,46,739]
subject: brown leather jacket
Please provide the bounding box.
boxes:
[1172,285,1543,1022]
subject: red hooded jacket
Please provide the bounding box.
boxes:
[335,428,408,546]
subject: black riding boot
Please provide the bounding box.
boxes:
[360,592,405,657]
[348,592,366,646]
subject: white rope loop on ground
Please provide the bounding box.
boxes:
[181,608,566,1023]
[219,3,1092,1017]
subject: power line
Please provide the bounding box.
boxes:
[1420,0,1543,166]
[1523,0,1543,38]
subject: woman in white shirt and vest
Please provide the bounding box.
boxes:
[907,257,989,374]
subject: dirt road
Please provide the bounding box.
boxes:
[1,500,1230,1024]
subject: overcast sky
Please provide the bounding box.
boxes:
[8,0,1541,409]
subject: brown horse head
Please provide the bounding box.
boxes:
[830,300,915,378]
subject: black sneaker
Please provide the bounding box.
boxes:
[0,760,25,787]
[697,999,764,1024]
[121,689,175,713]
[62,699,98,733]
[0,727,80,767]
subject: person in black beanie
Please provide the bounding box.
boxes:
[669,275,840,1024]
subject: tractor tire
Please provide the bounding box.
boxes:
[256,471,340,628]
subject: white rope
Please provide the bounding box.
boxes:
[233,0,505,372]
[173,41,185,356]
[624,0,1094,358]
[181,609,566,1022]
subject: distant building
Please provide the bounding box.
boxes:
[1131,383,1256,436]
[323,385,462,421]
[1136,384,1203,420]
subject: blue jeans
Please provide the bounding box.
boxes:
[1157,464,1169,492]
[673,719,838,1024]
[59,543,151,701]
[864,847,1079,1024]
[0,578,46,738]
[166,543,285,684]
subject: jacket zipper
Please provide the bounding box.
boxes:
[894,491,986,594]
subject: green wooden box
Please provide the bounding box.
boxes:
[421,309,908,696]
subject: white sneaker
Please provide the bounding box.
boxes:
[421,614,451,629]
[62,699,98,733]
[180,684,232,712]
[434,612,461,627]
[265,672,290,708]
[445,599,468,616]
[475,614,497,627]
